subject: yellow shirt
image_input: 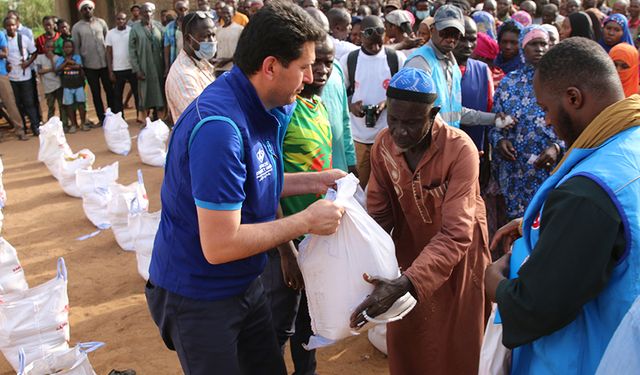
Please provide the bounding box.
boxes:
[232,12,249,26]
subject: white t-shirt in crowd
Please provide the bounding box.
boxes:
[7,34,36,82]
[105,26,133,71]
[332,36,359,61]
[216,22,243,72]
[340,48,406,144]
[35,54,61,94]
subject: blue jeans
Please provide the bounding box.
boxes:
[146,278,286,375]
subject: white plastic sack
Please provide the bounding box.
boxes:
[37,117,72,180]
[367,324,387,355]
[108,170,149,251]
[479,303,511,375]
[0,258,70,372]
[58,150,96,198]
[18,341,104,375]
[0,238,28,294]
[138,118,169,167]
[130,210,161,281]
[0,209,3,236]
[77,162,119,229]
[298,174,416,349]
[0,156,6,208]
[103,108,131,156]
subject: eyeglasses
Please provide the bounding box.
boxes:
[438,28,461,40]
[183,10,215,32]
[362,26,385,38]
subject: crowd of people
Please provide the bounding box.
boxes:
[3,0,640,373]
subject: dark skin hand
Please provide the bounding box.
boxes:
[277,242,304,290]
[484,252,511,302]
[489,217,522,257]
[497,138,517,160]
[350,273,415,329]
[533,144,560,171]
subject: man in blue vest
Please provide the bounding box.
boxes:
[405,4,502,129]
[146,3,346,374]
[486,37,640,374]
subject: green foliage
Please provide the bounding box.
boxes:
[0,0,55,36]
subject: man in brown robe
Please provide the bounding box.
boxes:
[350,67,491,374]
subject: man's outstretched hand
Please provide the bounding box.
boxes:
[350,274,414,330]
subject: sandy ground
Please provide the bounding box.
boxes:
[0,110,389,375]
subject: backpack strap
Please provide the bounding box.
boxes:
[384,47,399,77]
[346,49,359,97]
[16,32,23,59]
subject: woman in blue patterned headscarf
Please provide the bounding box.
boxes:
[494,19,525,74]
[472,11,497,40]
[600,14,635,52]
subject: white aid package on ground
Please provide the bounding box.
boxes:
[108,170,149,251]
[37,117,72,180]
[0,258,70,372]
[58,150,96,198]
[103,108,131,156]
[0,238,28,294]
[0,156,6,208]
[76,162,119,229]
[18,341,104,375]
[138,118,169,167]
[367,324,387,355]
[298,174,417,349]
[129,210,161,281]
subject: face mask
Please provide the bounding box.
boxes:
[194,40,217,60]
[416,10,430,19]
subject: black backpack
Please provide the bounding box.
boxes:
[346,47,400,97]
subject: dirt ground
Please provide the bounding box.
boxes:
[0,110,389,375]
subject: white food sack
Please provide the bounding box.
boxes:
[130,210,161,281]
[138,118,169,167]
[37,117,72,180]
[0,156,6,208]
[0,258,70,372]
[18,341,104,375]
[367,324,387,355]
[103,108,131,156]
[58,150,96,198]
[479,304,511,375]
[298,174,416,349]
[108,170,149,251]
[76,162,119,229]
[0,209,3,236]
[0,238,28,294]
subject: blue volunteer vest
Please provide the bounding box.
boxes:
[460,59,490,151]
[510,126,640,374]
[407,45,463,128]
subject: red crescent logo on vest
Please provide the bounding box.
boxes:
[383,78,390,90]
[532,214,541,229]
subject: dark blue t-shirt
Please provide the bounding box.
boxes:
[149,67,294,301]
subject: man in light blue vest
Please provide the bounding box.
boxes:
[486,37,640,374]
[405,4,502,129]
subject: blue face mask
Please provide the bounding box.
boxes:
[415,10,430,19]
[191,35,217,60]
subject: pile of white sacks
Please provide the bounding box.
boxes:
[36,116,164,281]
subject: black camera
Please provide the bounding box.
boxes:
[363,104,379,128]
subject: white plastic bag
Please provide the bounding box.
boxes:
[108,170,149,251]
[37,117,72,180]
[103,108,131,156]
[298,174,416,349]
[58,150,96,198]
[367,324,387,355]
[18,341,104,375]
[0,258,70,372]
[479,303,511,375]
[0,156,6,208]
[76,162,119,229]
[0,209,3,236]
[138,118,169,167]
[0,238,28,294]
[129,210,161,281]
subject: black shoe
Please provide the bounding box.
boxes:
[108,370,136,375]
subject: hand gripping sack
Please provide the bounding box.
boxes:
[0,258,70,372]
[37,117,72,180]
[298,174,416,349]
[18,341,104,375]
[76,162,120,229]
[58,150,96,198]
[108,170,149,251]
[138,118,169,167]
[129,210,161,281]
[103,109,131,156]
[0,156,6,208]
[0,238,28,294]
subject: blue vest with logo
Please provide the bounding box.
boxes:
[510,126,640,374]
[407,45,463,128]
[460,58,490,150]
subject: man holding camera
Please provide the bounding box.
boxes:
[341,15,406,188]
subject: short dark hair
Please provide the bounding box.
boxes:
[182,12,213,36]
[497,20,521,42]
[3,16,15,26]
[63,39,75,47]
[56,18,69,26]
[234,1,325,75]
[537,37,621,96]
[7,10,19,19]
[447,0,471,13]
[42,15,55,24]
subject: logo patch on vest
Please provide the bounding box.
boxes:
[532,213,541,229]
[255,145,273,182]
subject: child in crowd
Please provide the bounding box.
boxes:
[54,19,72,56]
[36,39,68,131]
[55,40,87,133]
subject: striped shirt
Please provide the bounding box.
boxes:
[165,49,216,122]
